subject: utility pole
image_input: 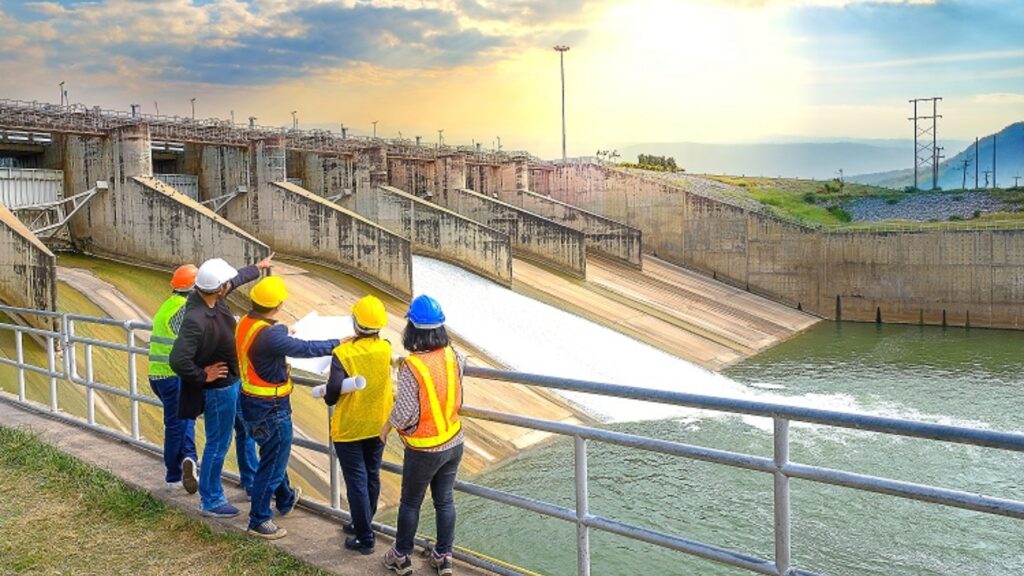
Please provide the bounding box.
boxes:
[933,146,945,189]
[291,110,298,130]
[496,135,502,151]
[230,110,235,124]
[992,134,997,189]
[154,101,160,115]
[960,157,972,191]
[975,137,979,190]
[908,97,941,190]
[984,170,992,189]
[190,97,196,120]
[554,45,570,162]
[837,168,844,185]
[249,116,257,128]
[1013,175,1021,189]
[438,129,444,146]
[372,121,378,138]
[59,81,65,106]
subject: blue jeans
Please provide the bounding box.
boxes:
[235,392,257,492]
[149,376,196,483]
[334,438,386,543]
[240,394,297,529]
[199,381,241,511]
[395,443,463,555]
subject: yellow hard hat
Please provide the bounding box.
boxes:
[351,295,387,330]
[250,276,289,308]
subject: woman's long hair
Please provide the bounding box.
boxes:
[402,322,450,352]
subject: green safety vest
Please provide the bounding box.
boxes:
[148,293,187,378]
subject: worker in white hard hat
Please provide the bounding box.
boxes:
[170,252,274,518]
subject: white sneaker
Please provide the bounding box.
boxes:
[182,457,199,495]
[166,481,184,490]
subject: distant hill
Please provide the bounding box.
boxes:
[617,139,966,181]
[849,122,1024,190]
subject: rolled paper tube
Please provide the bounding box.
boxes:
[340,375,367,394]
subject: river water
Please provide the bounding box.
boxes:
[394,257,1024,575]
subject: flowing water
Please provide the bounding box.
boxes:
[393,257,1024,575]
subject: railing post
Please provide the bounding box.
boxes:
[15,329,25,402]
[574,435,591,576]
[328,405,341,510]
[127,326,140,440]
[66,317,78,379]
[774,418,792,576]
[85,344,95,425]
[46,335,57,412]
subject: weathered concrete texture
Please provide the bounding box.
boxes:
[0,202,57,320]
[354,147,387,196]
[387,158,436,198]
[288,151,354,199]
[499,188,642,269]
[529,167,553,196]
[342,185,512,286]
[465,163,501,197]
[186,143,249,202]
[64,125,270,269]
[433,187,587,278]
[548,164,1024,330]
[498,157,529,193]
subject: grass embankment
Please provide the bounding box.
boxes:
[0,426,324,575]
[706,175,1024,229]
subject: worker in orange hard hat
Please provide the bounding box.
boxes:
[148,264,200,494]
[313,295,393,554]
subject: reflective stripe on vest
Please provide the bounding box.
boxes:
[236,315,293,398]
[330,336,394,442]
[401,346,461,449]
[148,294,186,378]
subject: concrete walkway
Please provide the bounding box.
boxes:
[0,397,493,576]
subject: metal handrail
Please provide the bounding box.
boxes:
[0,303,1021,576]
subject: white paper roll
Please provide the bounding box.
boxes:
[340,375,367,394]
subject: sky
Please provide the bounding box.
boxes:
[0,0,1021,158]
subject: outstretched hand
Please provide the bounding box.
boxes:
[256,252,276,270]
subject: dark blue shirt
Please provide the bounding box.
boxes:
[246,318,339,384]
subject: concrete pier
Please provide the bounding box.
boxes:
[341,185,512,286]
[288,151,355,200]
[0,202,56,318]
[62,124,270,269]
[433,186,587,278]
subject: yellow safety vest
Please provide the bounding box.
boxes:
[330,336,394,442]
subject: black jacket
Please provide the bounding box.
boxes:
[170,265,262,419]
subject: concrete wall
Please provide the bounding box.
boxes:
[342,185,513,286]
[185,144,249,202]
[63,125,270,269]
[466,164,500,197]
[498,188,642,269]
[499,158,529,193]
[289,151,355,199]
[433,187,587,278]
[388,159,436,198]
[354,147,388,197]
[0,202,57,319]
[547,164,1024,329]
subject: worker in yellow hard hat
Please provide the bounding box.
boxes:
[312,295,394,555]
[235,275,340,540]
[148,264,200,494]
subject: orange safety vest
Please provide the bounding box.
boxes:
[235,315,293,399]
[400,346,462,449]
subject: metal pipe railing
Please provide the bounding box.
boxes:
[1,303,1022,576]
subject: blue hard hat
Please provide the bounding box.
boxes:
[406,295,445,329]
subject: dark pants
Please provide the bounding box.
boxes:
[240,395,297,529]
[149,376,196,483]
[395,443,464,556]
[235,392,257,492]
[334,437,386,543]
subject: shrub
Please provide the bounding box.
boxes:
[952,195,963,201]
[885,197,899,205]
[827,205,853,223]
[948,215,963,221]
[973,210,982,219]
[802,192,816,204]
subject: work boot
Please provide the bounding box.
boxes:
[181,457,198,495]
[247,520,287,540]
[383,548,413,576]
[429,550,454,576]
[344,535,375,555]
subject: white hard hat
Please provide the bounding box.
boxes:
[195,258,238,292]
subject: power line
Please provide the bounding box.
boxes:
[908,97,942,190]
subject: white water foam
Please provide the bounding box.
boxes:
[413,256,883,426]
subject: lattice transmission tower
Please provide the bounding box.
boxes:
[908,97,942,190]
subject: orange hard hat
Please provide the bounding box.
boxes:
[171,264,199,291]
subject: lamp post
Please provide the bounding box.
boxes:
[190,97,196,120]
[291,110,298,130]
[372,121,378,138]
[59,81,65,106]
[554,45,570,162]
[438,129,444,146]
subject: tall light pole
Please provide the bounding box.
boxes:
[291,110,298,130]
[554,45,570,162]
[190,97,196,120]
[438,129,444,146]
[372,121,378,138]
[59,81,65,106]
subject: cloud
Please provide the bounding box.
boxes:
[972,92,1024,105]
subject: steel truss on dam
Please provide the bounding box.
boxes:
[2,302,1023,576]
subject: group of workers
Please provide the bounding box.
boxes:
[148,255,464,576]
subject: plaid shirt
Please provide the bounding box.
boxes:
[389,349,465,452]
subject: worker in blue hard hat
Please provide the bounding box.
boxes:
[381,295,464,576]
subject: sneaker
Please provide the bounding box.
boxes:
[342,522,356,535]
[200,503,240,518]
[165,481,184,490]
[429,550,454,576]
[344,535,375,555]
[247,520,287,540]
[277,486,302,516]
[383,548,413,576]
[181,457,198,495]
